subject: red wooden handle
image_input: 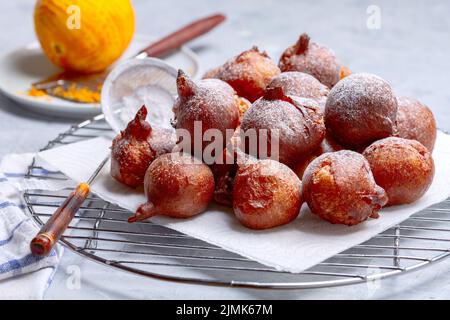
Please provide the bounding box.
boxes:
[30,183,90,256]
[138,13,226,57]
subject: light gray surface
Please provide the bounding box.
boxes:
[1,0,449,299]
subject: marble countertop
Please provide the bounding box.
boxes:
[1,0,449,299]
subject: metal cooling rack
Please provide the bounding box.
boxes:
[23,114,450,289]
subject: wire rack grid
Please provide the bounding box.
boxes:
[22,114,450,289]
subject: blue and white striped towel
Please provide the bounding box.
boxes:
[0,153,63,299]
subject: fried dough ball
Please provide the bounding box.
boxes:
[324,73,398,149]
[396,96,437,151]
[293,133,344,179]
[267,71,329,108]
[233,159,303,230]
[240,87,325,166]
[172,70,240,156]
[111,105,176,188]
[204,46,281,102]
[130,152,215,222]
[279,33,350,88]
[363,137,435,206]
[302,150,388,225]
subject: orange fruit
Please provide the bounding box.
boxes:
[34,0,135,74]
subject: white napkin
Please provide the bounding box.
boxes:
[36,132,450,273]
[0,154,63,299]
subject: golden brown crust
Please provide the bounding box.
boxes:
[293,133,344,180]
[302,150,388,226]
[279,33,340,88]
[204,47,281,102]
[173,70,240,156]
[396,96,437,151]
[363,137,435,206]
[324,73,398,149]
[240,87,325,166]
[131,153,215,222]
[266,71,329,109]
[111,134,154,188]
[233,159,303,230]
[110,106,176,188]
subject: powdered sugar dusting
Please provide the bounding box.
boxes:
[204,47,281,102]
[173,76,239,154]
[267,72,329,108]
[173,78,238,123]
[116,86,174,130]
[396,96,437,151]
[279,36,340,88]
[240,93,325,165]
[324,73,398,147]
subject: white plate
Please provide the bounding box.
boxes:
[0,34,199,119]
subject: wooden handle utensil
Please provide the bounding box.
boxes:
[30,155,110,256]
[138,13,226,58]
[30,183,90,256]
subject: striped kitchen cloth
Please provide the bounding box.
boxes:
[0,153,64,299]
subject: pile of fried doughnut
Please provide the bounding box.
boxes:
[110,33,437,229]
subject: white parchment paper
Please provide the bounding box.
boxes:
[36,132,450,273]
